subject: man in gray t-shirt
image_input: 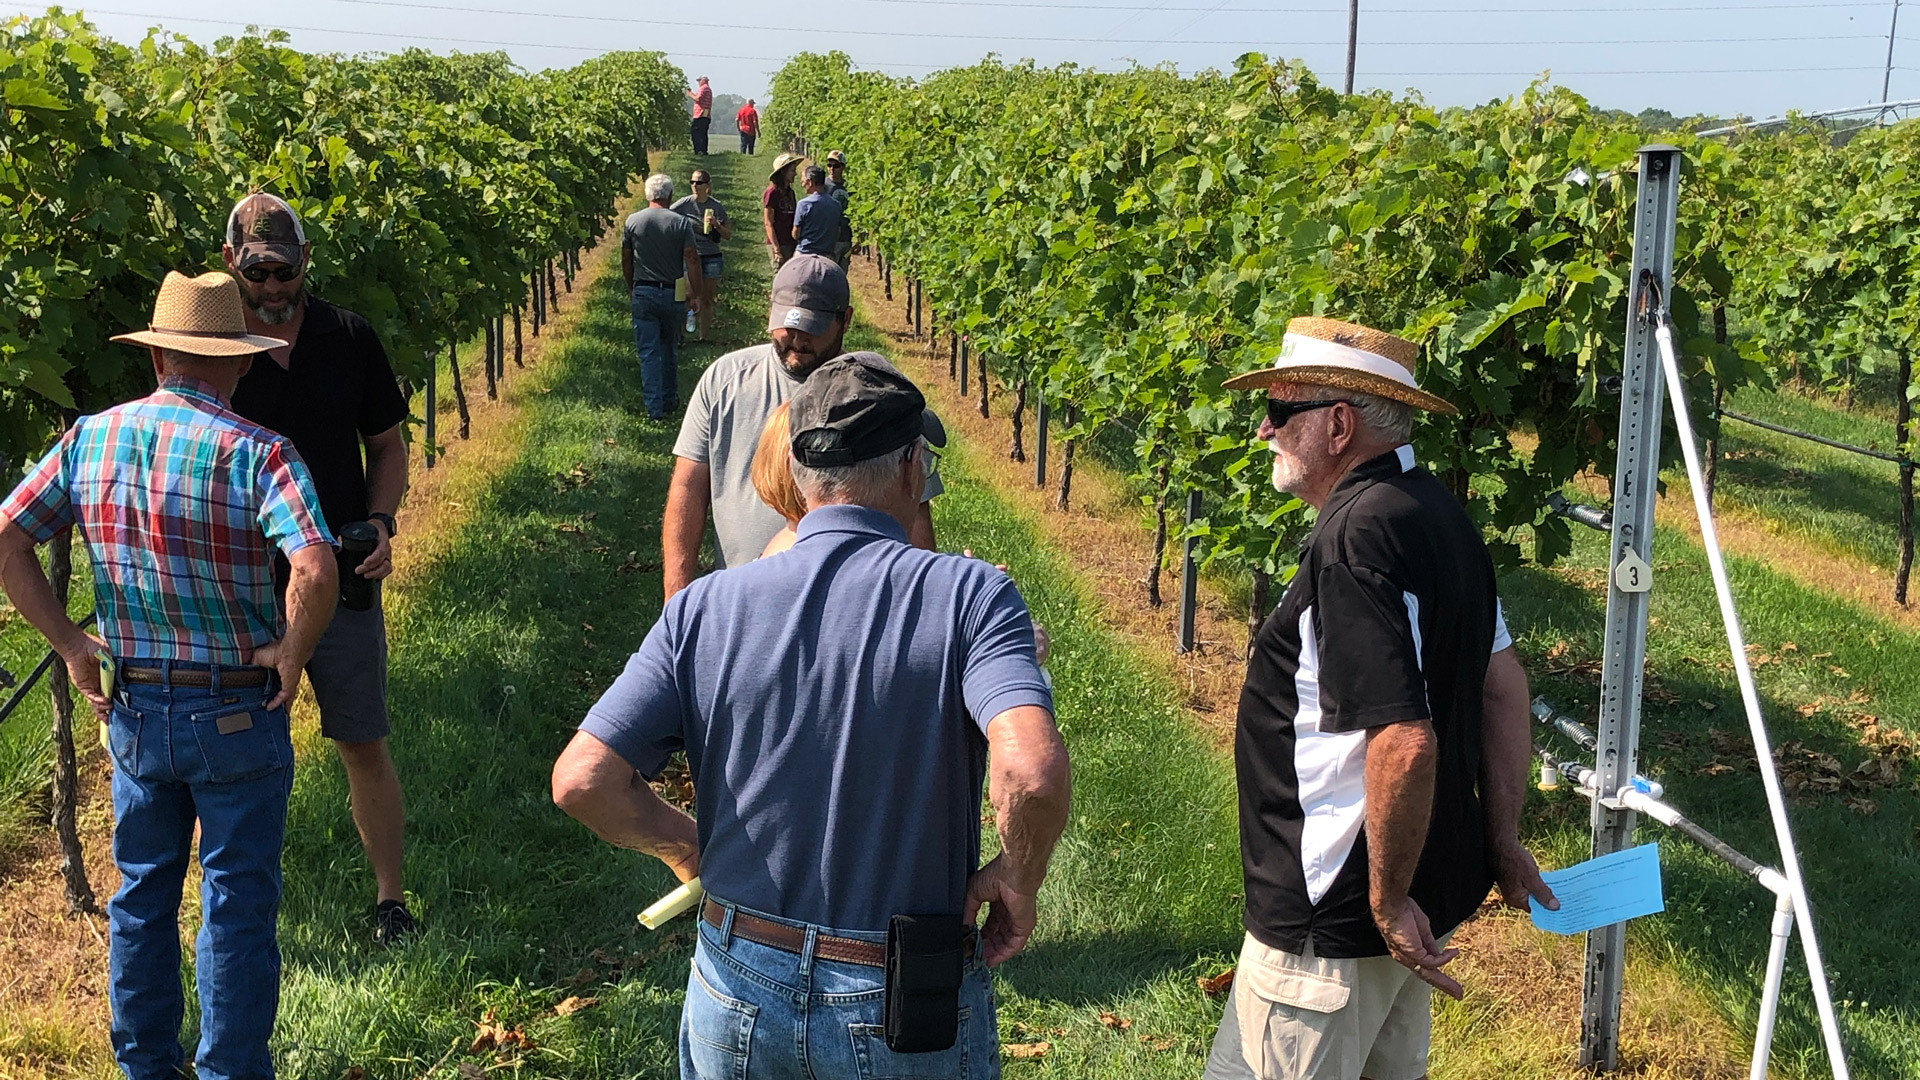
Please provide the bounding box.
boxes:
[664,255,940,597]
[622,173,700,419]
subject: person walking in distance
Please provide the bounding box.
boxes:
[0,270,337,1080]
[672,168,732,343]
[792,165,844,260]
[687,76,713,155]
[736,97,760,155]
[623,173,703,420]
[1203,317,1557,1080]
[823,150,854,268]
[221,192,421,947]
[762,152,801,271]
[554,353,1070,1080]
[663,256,943,601]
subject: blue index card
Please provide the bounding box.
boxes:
[1529,843,1665,936]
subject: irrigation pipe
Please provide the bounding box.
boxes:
[1652,315,1853,1079]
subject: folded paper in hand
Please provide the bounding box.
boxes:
[1529,843,1665,936]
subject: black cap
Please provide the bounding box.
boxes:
[790,352,927,467]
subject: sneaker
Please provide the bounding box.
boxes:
[374,899,417,947]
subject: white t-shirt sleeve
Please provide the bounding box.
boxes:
[1491,598,1512,654]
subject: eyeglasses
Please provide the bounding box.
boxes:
[1265,397,1343,429]
[692,178,710,185]
[240,263,303,283]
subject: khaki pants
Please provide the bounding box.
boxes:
[1202,931,1444,1080]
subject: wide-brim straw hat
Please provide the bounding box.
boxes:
[109,271,288,357]
[769,151,804,181]
[1222,316,1457,414]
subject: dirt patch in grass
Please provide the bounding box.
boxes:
[845,257,1250,742]
[0,193,634,1079]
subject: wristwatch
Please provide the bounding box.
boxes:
[368,511,398,538]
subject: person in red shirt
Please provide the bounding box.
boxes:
[763,152,801,270]
[686,76,713,155]
[737,98,760,155]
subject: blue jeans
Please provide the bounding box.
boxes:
[631,284,682,418]
[683,900,1000,1080]
[105,663,293,1080]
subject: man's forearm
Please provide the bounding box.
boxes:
[0,526,88,657]
[989,710,1072,892]
[661,468,709,598]
[1364,719,1438,914]
[621,247,634,290]
[572,772,698,864]
[280,553,339,667]
[1481,648,1531,849]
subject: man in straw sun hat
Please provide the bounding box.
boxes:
[1203,316,1556,1080]
[0,270,338,1080]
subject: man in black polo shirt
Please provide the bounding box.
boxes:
[1204,317,1554,1080]
[223,193,418,947]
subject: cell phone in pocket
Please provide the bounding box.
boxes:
[884,913,965,1053]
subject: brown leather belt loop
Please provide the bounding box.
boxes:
[122,666,272,689]
[700,899,974,969]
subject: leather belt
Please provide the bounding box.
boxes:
[122,666,272,688]
[704,900,976,969]
[632,279,675,289]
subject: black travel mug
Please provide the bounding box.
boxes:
[338,521,380,612]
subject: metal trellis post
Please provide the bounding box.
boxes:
[1581,144,1680,1072]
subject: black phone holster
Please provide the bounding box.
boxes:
[884,913,966,1053]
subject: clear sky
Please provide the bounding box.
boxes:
[6,0,1914,121]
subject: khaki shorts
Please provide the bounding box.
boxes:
[1202,931,1445,1080]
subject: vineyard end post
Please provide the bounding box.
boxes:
[1581,144,1680,1073]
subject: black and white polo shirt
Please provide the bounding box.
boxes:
[1235,444,1506,959]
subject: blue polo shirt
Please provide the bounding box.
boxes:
[580,505,1054,931]
[792,191,843,256]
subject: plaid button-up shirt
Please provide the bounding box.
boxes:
[1,377,334,665]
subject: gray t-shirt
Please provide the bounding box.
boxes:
[580,504,1054,931]
[792,192,842,256]
[669,194,728,258]
[674,343,944,570]
[621,205,694,284]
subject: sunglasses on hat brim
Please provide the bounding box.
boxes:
[1265,397,1343,429]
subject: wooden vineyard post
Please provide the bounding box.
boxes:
[1055,405,1075,511]
[513,308,524,367]
[46,514,95,913]
[977,347,989,418]
[913,281,923,340]
[547,260,560,312]
[1035,397,1049,487]
[1010,380,1027,463]
[902,277,911,331]
[484,319,498,400]
[449,342,471,440]
[531,271,543,337]
[928,307,938,359]
[1246,567,1272,659]
[1705,305,1728,509]
[949,331,958,381]
[1897,351,1914,605]
[1177,489,1201,653]
[883,255,892,301]
[1146,463,1170,606]
[425,366,438,469]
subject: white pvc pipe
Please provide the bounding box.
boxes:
[1654,322,1851,1080]
[1752,891,1797,1080]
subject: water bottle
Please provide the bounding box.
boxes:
[337,521,380,611]
[685,307,698,334]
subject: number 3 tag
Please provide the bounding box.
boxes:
[1614,549,1652,593]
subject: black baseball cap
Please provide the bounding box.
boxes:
[226,193,306,269]
[790,352,928,467]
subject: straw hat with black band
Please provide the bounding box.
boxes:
[769,151,804,182]
[1222,316,1457,415]
[109,271,289,357]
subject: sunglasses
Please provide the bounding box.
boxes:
[692,178,711,185]
[240,263,304,283]
[1265,397,1343,429]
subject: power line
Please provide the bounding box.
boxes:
[852,0,1877,10]
[107,0,1887,48]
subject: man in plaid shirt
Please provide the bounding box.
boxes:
[0,270,339,1080]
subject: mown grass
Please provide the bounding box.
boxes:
[1709,382,1912,573]
[0,543,95,856]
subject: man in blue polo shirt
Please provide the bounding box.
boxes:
[552,354,1071,1080]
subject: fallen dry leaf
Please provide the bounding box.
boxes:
[1098,1011,1132,1030]
[554,996,599,1017]
[1139,1034,1177,1052]
[1843,796,1879,817]
[469,1011,535,1055]
[1004,1041,1052,1059]
[1197,968,1235,998]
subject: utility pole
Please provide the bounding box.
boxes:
[1344,0,1358,94]
[1885,0,1903,102]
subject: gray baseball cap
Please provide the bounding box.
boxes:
[767,254,849,337]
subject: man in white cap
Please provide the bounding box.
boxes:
[663,255,942,600]
[1204,317,1555,1080]
[0,271,337,1080]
